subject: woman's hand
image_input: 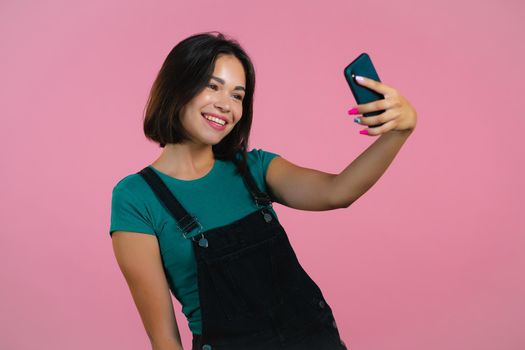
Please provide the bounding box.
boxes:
[347,75,417,136]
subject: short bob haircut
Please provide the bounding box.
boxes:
[143,31,256,165]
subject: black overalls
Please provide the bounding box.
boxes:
[138,157,348,350]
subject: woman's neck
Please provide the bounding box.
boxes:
[151,143,215,180]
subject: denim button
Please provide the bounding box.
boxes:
[318,300,325,308]
[202,345,212,350]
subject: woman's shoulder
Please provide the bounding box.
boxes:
[109,170,157,237]
[233,148,281,188]
[246,148,281,171]
[111,170,150,199]
[238,148,281,165]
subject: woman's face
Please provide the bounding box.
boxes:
[180,54,246,146]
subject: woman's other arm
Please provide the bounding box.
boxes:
[112,231,183,350]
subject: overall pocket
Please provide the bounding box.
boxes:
[205,236,279,320]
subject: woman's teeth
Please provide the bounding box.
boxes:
[202,113,226,125]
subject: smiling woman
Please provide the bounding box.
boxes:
[109,30,416,350]
[178,54,246,140]
[142,33,255,163]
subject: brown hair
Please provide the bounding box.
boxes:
[143,31,256,164]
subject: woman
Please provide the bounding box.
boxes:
[110,31,417,350]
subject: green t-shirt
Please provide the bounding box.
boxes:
[109,148,281,335]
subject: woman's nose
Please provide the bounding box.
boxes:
[214,92,231,112]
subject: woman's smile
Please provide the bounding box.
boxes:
[202,112,227,131]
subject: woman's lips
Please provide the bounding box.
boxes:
[202,113,226,131]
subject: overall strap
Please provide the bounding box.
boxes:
[231,156,273,208]
[137,167,202,239]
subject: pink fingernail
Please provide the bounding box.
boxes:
[347,107,359,115]
[359,129,368,135]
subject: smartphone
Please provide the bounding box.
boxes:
[343,53,385,127]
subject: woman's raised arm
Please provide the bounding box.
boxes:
[266,75,417,211]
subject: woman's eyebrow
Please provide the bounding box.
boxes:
[211,76,245,91]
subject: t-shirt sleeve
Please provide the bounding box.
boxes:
[109,183,156,237]
[254,148,281,179]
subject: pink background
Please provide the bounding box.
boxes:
[1,0,524,349]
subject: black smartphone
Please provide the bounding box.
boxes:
[343,52,385,127]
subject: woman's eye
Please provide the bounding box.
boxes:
[208,83,243,100]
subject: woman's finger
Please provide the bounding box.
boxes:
[354,75,396,96]
[359,119,397,136]
[348,97,399,115]
[353,108,398,127]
